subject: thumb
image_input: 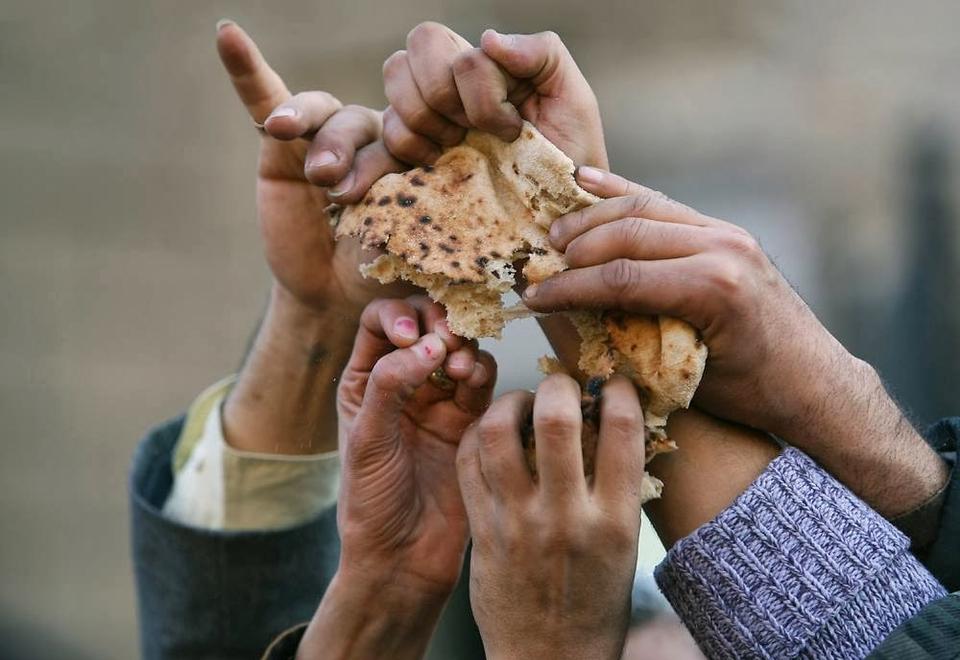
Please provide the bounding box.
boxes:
[574,166,650,199]
[480,29,576,96]
[357,333,447,432]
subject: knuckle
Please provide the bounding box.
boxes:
[403,104,435,133]
[602,404,642,436]
[452,48,485,77]
[369,359,407,394]
[478,411,518,442]
[535,408,580,439]
[600,258,638,296]
[618,218,651,247]
[628,190,665,218]
[708,259,745,296]
[382,50,407,77]
[722,229,763,260]
[406,21,444,48]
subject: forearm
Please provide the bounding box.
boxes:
[644,408,781,547]
[296,571,446,660]
[656,448,947,659]
[536,315,781,545]
[782,350,948,518]
[223,283,360,455]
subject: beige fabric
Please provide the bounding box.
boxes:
[162,379,340,531]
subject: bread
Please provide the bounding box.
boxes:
[332,123,705,501]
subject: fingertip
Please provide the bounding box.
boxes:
[466,361,488,388]
[445,348,476,380]
[391,316,420,346]
[412,333,447,365]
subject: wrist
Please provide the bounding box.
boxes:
[296,569,447,660]
[775,346,948,517]
[222,282,361,455]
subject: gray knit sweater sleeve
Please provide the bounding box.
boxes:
[655,448,947,659]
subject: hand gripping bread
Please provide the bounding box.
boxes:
[332,123,707,501]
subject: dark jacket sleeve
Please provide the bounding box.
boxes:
[915,417,960,592]
[129,416,484,660]
[868,593,960,659]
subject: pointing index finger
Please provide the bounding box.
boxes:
[215,20,292,123]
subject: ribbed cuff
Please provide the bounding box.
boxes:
[655,448,947,659]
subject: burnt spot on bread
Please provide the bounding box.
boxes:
[448,235,458,242]
[397,194,417,207]
[410,175,425,187]
[363,216,373,226]
[490,251,502,259]
[419,242,430,253]
[422,165,434,173]
[457,173,474,183]
[475,256,489,268]
[439,243,456,254]
[451,261,461,269]
[529,247,547,256]
[524,131,534,140]
[512,162,520,175]
[432,225,443,232]
[681,369,692,380]
[378,196,391,206]
[418,215,432,224]
[364,196,374,206]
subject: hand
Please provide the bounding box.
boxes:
[382,22,608,169]
[335,296,496,596]
[523,166,852,440]
[457,374,645,660]
[523,167,948,518]
[216,21,404,316]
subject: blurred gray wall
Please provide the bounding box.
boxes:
[2,0,959,657]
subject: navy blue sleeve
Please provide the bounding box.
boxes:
[129,417,483,660]
[915,418,960,592]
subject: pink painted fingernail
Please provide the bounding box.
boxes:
[393,317,418,340]
[413,334,444,362]
[577,166,605,187]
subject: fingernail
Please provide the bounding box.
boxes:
[577,166,605,187]
[448,353,472,371]
[470,362,487,385]
[328,171,356,197]
[268,106,297,120]
[393,317,418,340]
[216,18,235,32]
[524,284,539,299]
[413,334,445,362]
[311,150,339,167]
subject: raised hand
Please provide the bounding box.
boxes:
[335,295,496,594]
[216,21,404,315]
[523,167,947,519]
[382,22,608,169]
[457,374,645,660]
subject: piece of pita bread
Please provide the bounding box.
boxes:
[332,122,705,501]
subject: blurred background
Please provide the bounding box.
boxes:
[2,0,959,657]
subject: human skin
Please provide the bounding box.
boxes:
[457,375,647,660]
[297,296,496,660]
[381,22,946,519]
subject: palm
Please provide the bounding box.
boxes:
[256,139,380,311]
[339,381,475,590]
